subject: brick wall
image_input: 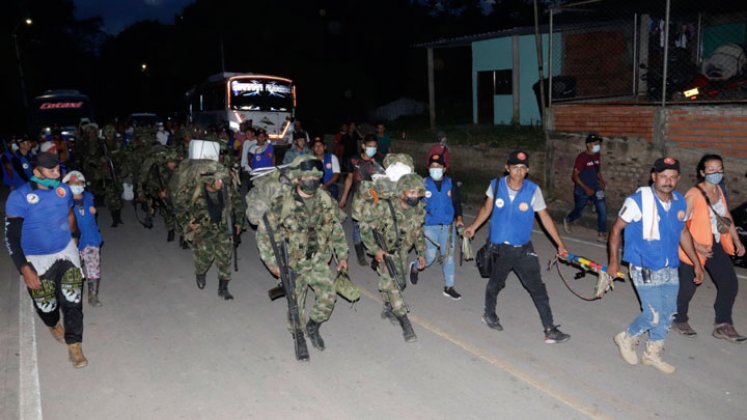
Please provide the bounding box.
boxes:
[548,103,747,228]
[549,104,655,142]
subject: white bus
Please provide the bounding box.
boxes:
[187,72,296,143]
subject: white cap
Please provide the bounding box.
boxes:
[62,170,86,184]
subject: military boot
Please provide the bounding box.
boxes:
[305,319,325,351]
[397,314,417,343]
[218,279,234,300]
[613,331,639,365]
[381,303,398,325]
[354,242,367,266]
[110,209,123,228]
[87,278,102,307]
[68,343,88,368]
[641,340,675,374]
[49,322,65,344]
[196,273,206,290]
[166,229,175,242]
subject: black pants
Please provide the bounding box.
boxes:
[676,240,738,325]
[485,242,554,329]
[27,259,84,344]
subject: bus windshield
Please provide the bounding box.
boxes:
[30,96,93,131]
[229,78,293,112]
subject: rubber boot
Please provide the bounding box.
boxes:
[306,319,325,351]
[218,279,234,300]
[68,343,88,368]
[87,278,102,307]
[641,340,675,374]
[196,273,206,290]
[49,322,65,344]
[397,314,417,343]
[381,303,398,325]
[167,229,175,242]
[179,236,190,250]
[354,242,367,266]
[110,209,122,228]
[613,331,639,365]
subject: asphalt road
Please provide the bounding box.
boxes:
[2,202,747,420]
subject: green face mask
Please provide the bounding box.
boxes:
[30,176,61,188]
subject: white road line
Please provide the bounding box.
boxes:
[19,280,43,420]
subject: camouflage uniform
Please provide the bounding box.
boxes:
[77,125,123,225]
[178,161,246,299]
[256,156,349,350]
[137,146,179,234]
[358,172,426,341]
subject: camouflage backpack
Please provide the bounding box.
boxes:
[244,168,294,226]
[169,158,228,232]
[351,152,415,221]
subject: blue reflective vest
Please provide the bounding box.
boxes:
[489,176,537,246]
[424,177,455,225]
[623,189,686,270]
[321,152,335,184]
[9,152,33,189]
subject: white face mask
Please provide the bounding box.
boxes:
[365,147,377,158]
[429,168,444,181]
[591,144,601,153]
[70,185,85,195]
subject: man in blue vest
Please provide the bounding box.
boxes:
[409,154,464,300]
[10,137,35,189]
[311,138,341,199]
[464,150,570,343]
[4,152,88,368]
[607,157,704,374]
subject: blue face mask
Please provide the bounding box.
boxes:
[591,144,601,153]
[365,147,377,158]
[429,168,444,181]
[704,172,723,185]
[30,176,60,188]
[70,185,85,195]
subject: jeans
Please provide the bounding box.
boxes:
[352,220,362,244]
[627,266,679,341]
[566,190,607,233]
[413,224,456,287]
[485,242,554,329]
[676,240,738,325]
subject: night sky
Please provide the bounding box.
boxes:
[73,0,194,34]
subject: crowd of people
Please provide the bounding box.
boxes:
[3,123,744,371]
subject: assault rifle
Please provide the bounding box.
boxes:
[262,214,309,361]
[372,230,409,311]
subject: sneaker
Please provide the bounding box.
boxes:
[673,321,697,337]
[712,323,747,343]
[544,325,570,344]
[596,232,608,243]
[562,218,572,234]
[481,313,503,331]
[409,262,419,286]
[443,287,461,301]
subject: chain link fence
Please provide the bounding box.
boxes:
[544,0,747,106]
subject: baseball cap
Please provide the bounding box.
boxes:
[653,157,680,173]
[428,153,446,166]
[586,133,603,143]
[34,152,60,169]
[507,150,529,167]
[62,170,86,184]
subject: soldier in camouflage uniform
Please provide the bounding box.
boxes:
[180,161,246,300]
[256,155,349,351]
[77,124,124,227]
[137,146,180,241]
[358,172,427,342]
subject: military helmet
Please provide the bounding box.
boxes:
[102,124,116,139]
[199,161,229,184]
[290,155,323,179]
[161,147,180,162]
[396,173,425,195]
[383,153,414,171]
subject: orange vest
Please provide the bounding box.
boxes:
[678,185,734,266]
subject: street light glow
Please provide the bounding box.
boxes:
[141,63,148,71]
[25,18,33,26]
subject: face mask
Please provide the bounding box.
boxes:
[30,176,60,188]
[70,185,85,195]
[591,144,601,153]
[403,196,420,207]
[429,168,444,181]
[704,172,723,185]
[299,178,321,194]
[365,147,377,158]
